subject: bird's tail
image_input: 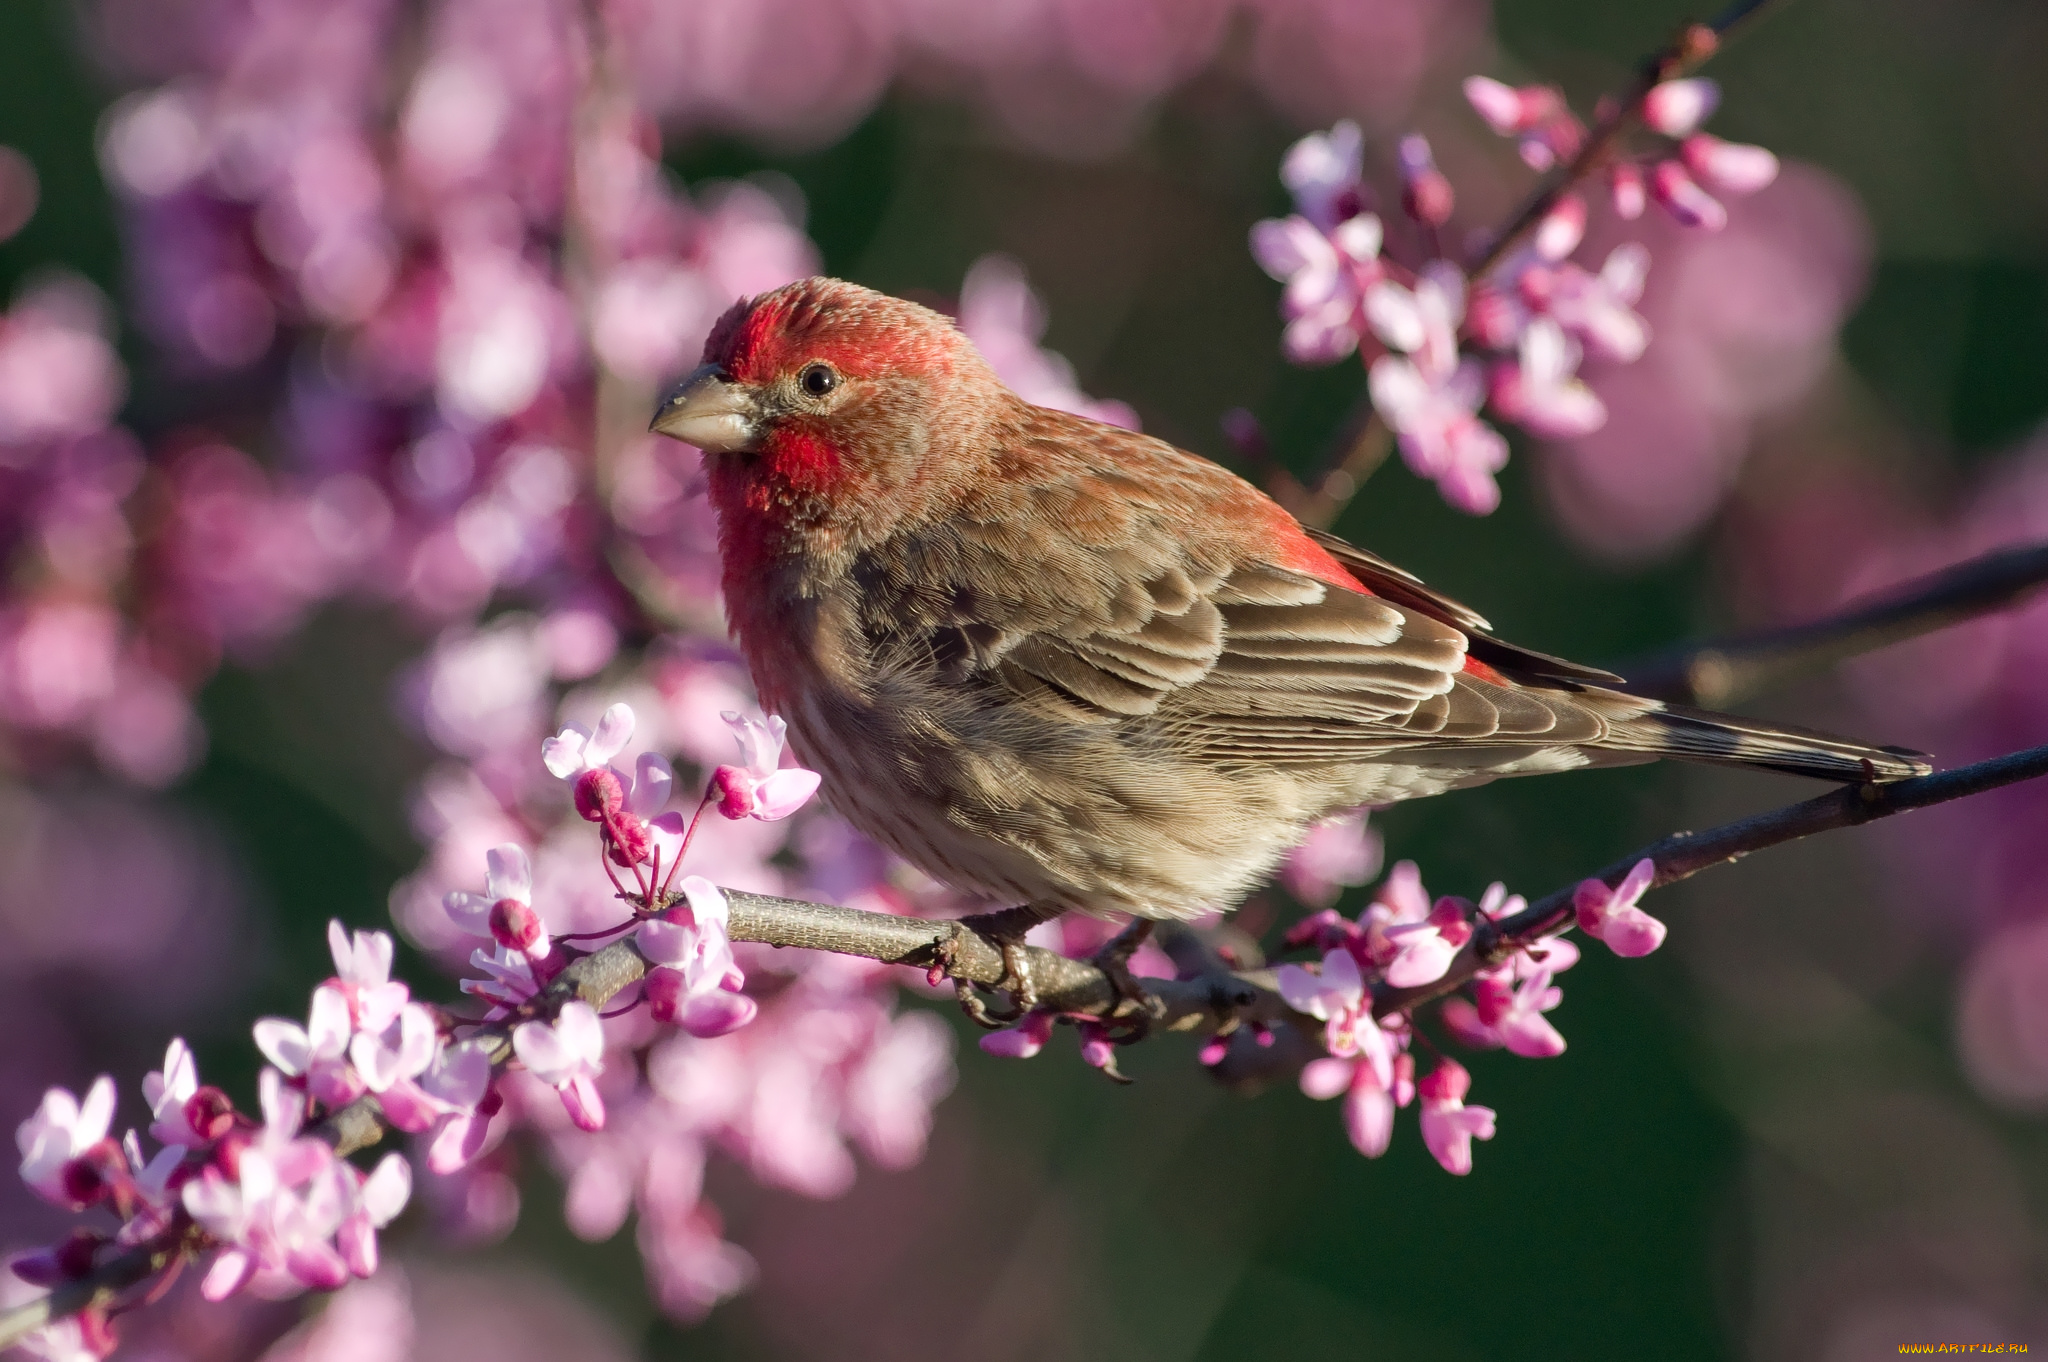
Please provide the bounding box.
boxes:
[1606,702,1932,782]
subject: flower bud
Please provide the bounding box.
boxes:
[711,765,758,819]
[183,1085,236,1144]
[488,897,546,955]
[573,766,624,822]
[1397,135,1454,227]
[606,810,651,866]
[59,1138,124,1208]
[1642,77,1719,137]
[1650,159,1727,230]
[1609,161,1646,220]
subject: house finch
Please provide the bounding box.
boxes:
[650,277,1926,947]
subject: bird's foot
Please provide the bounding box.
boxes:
[1088,919,1162,1045]
[937,905,1054,1029]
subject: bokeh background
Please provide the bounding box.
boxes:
[3,0,2047,1358]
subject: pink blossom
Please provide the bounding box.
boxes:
[347,1002,437,1096]
[253,985,360,1109]
[325,920,408,1035]
[1573,858,1666,956]
[1546,245,1651,363]
[16,1076,116,1208]
[980,1008,1055,1059]
[1278,810,1382,908]
[514,1001,607,1132]
[1253,212,1384,365]
[1490,318,1606,439]
[460,944,541,1014]
[1466,967,1568,1058]
[1301,1049,1413,1159]
[1356,859,1431,964]
[542,701,635,782]
[639,876,755,1038]
[1251,121,1387,364]
[1280,119,1367,231]
[1417,1059,1496,1175]
[1276,948,1391,1060]
[1379,896,1473,987]
[956,256,1138,429]
[1396,134,1453,227]
[333,1154,412,1279]
[1365,263,1510,514]
[444,842,550,959]
[181,1069,344,1300]
[1649,160,1728,231]
[1462,77,1579,170]
[710,711,821,822]
[416,1041,494,1174]
[1610,161,1647,220]
[141,1038,210,1148]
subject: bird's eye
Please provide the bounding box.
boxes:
[799,363,838,397]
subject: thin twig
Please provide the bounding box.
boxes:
[1618,542,2048,707]
[1376,742,2048,1015]
[1468,0,1784,276]
[1297,413,1394,530]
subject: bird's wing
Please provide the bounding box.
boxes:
[1301,525,1626,688]
[859,408,1621,766]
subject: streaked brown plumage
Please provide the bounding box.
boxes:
[651,277,1929,922]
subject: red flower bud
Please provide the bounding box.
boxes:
[184,1085,236,1144]
[711,765,758,819]
[489,897,544,953]
[607,811,651,866]
[573,766,624,822]
[644,967,685,1024]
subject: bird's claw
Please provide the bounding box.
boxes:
[936,912,1044,1029]
[1089,919,1161,1044]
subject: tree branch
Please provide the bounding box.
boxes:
[1376,741,2048,1015]
[1618,541,2048,706]
[11,740,2046,1351]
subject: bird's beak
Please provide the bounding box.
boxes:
[649,364,761,453]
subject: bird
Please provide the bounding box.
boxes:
[650,276,1928,1003]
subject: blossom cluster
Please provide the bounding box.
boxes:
[6,695,960,1353]
[977,853,1664,1174]
[1252,73,1780,514]
[12,1030,412,1360]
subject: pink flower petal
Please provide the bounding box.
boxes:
[753,768,821,820]
[1642,77,1720,137]
[1300,1057,1354,1100]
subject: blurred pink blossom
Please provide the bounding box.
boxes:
[956,256,1138,428]
[1278,810,1382,907]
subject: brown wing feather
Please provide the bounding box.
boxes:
[846,405,1642,768]
[1302,525,1626,687]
